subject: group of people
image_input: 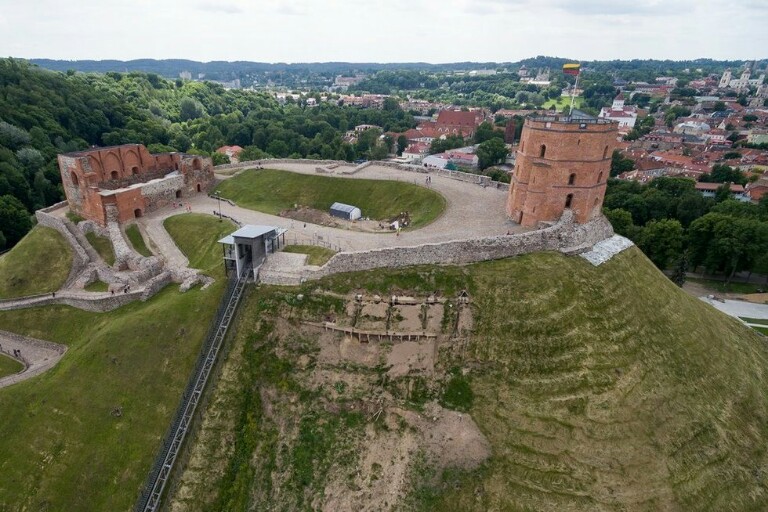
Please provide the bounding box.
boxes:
[172,202,192,212]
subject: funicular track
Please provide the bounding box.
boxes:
[135,266,251,512]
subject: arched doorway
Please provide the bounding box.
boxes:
[565,193,573,208]
[110,170,119,180]
[134,209,143,218]
[176,190,182,199]
[192,158,201,170]
[132,166,139,175]
[196,183,202,192]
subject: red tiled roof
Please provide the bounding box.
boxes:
[436,110,483,128]
[695,182,745,193]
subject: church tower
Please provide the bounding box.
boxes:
[506,116,618,227]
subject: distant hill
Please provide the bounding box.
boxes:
[28,57,764,80]
[27,58,510,78]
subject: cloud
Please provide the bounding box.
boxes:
[196,1,243,14]
[549,0,691,17]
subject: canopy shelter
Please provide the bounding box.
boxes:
[218,224,286,277]
[329,202,362,221]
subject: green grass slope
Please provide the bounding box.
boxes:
[0,215,230,511]
[0,226,72,299]
[282,244,337,266]
[175,247,768,511]
[0,353,23,379]
[164,213,237,275]
[215,169,446,228]
[427,247,768,511]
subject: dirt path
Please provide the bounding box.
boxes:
[0,330,67,389]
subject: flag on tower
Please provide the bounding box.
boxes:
[563,63,580,76]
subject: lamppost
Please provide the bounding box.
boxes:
[215,191,222,222]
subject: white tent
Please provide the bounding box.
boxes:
[329,202,362,220]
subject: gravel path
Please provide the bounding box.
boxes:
[0,330,67,389]
[148,162,525,253]
[138,210,190,268]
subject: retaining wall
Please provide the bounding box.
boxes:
[35,205,90,285]
[301,211,613,281]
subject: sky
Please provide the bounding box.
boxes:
[0,0,766,63]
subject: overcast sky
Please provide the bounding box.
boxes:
[1,0,766,63]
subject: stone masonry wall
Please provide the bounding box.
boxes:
[35,206,90,284]
[300,211,614,281]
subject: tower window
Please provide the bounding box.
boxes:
[539,144,547,158]
[597,171,603,184]
[602,146,609,159]
[568,173,576,185]
[110,170,119,180]
[565,193,573,208]
[71,172,79,186]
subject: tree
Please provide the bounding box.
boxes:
[603,208,634,238]
[473,122,504,144]
[670,253,688,287]
[638,219,684,270]
[211,152,230,165]
[0,194,32,247]
[179,97,205,121]
[610,150,635,177]
[396,135,408,156]
[713,101,726,112]
[476,138,509,170]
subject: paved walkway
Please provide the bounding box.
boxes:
[152,162,525,253]
[700,297,768,322]
[0,330,67,389]
[138,211,190,269]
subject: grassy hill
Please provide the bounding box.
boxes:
[214,169,446,228]
[0,226,72,299]
[170,247,768,511]
[0,214,230,511]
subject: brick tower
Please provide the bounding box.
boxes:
[506,116,618,227]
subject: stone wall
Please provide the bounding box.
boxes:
[0,291,143,313]
[35,206,90,285]
[299,211,613,281]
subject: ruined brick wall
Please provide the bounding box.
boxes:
[506,118,618,227]
[58,145,214,226]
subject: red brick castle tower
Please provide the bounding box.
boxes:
[506,116,618,227]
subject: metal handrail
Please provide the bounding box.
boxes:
[134,266,251,511]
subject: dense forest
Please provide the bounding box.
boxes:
[0,59,416,249]
[603,176,768,282]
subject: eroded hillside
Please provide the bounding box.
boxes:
[170,247,768,511]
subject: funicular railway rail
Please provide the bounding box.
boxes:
[135,266,251,512]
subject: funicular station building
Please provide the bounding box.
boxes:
[58,144,215,225]
[218,225,286,277]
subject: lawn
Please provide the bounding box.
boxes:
[164,213,237,276]
[740,317,768,326]
[85,231,116,266]
[84,280,109,292]
[0,353,23,379]
[542,94,585,112]
[125,224,152,257]
[282,244,336,266]
[687,276,763,294]
[0,215,230,511]
[214,169,446,229]
[0,226,72,299]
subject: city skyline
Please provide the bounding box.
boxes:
[0,0,766,63]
